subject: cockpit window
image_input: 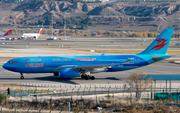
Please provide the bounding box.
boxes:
[7,61,16,64]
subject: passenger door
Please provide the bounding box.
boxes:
[135,57,140,64]
[18,59,23,67]
[44,59,48,66]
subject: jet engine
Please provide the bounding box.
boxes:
[54,69,80,79]
[33,36,38,39]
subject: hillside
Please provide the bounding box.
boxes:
[0,1,180,32]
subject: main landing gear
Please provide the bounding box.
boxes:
[81,74,95,80]
[20,73,24,79]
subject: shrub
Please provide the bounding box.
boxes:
[0,93,5,102]
[84,108,88,113]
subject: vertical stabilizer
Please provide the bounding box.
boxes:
[139,28,174,55]
[3,29,12,36]
[39,28,42,36]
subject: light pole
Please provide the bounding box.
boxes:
[67,102,70,113]
[160,84,162,93]
[64,12,66,40]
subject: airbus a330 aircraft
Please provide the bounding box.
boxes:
[3,28,174,80]
[0,29,12,37]
[21,28,42,39]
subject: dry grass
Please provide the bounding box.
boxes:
[72,48,180,55]
[0,57,16,60]
[44,104,51,110]
[62,104,68,111]
[73,105,81,113]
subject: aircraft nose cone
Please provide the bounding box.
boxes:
[2,63,17,71]
[2,64,7,69]
[2,64,5,68]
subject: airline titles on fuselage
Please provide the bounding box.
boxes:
[75,58,96,61]
[52,58,71,61]
[26,63,44,67]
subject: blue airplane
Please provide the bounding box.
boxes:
[3,28,174,80]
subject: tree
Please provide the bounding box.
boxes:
[139,32,144,37]
[45,19,51,25]
[38,20,44,25]
[154,32,159,37]
[70,29,74,33]
[104,31,111,36]
[143,32,148,37]
[29,0,42,7]
[97,30,104,35]
[113,32,119,37]
[81,18,93,26]
[59,30,64,34]
[178,36,180,42]
[9,15,13,19]
[123,70,153,99]
[129,32,137,37]
[148,32,154,37]
[42,30,47,35]
[47,29,51,35]
[75,29,79,35]
[13,29,18,34]
[56,20,63,26]
[84,32,90,36]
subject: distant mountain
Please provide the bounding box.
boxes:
[0,1,180,32]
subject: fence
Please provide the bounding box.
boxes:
[1,83,180,112]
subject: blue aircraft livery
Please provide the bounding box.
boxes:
[3,28,174,80]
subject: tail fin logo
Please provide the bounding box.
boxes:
[150,38,168,51]
[25,58,29,61]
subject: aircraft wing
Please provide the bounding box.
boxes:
[52,60,129,72]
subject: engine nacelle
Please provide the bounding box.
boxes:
[57,69,79,79]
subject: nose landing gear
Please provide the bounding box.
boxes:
[20,73,24,79]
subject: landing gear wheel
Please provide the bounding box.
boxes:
[90,76,95,80]
[81,75,85,79]
[21,76,24,79]
[84,75,89,80]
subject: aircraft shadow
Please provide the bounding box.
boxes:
[0,76,79,85]
[0,76,121,85]
[104,77,120,80]
[34,76,79,85]
[68,77,121,80]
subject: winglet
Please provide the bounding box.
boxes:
[139,28,174,55]
[101,53,105,56]
[3,29,12,36]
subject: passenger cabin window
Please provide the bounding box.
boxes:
[31,59,42,61]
